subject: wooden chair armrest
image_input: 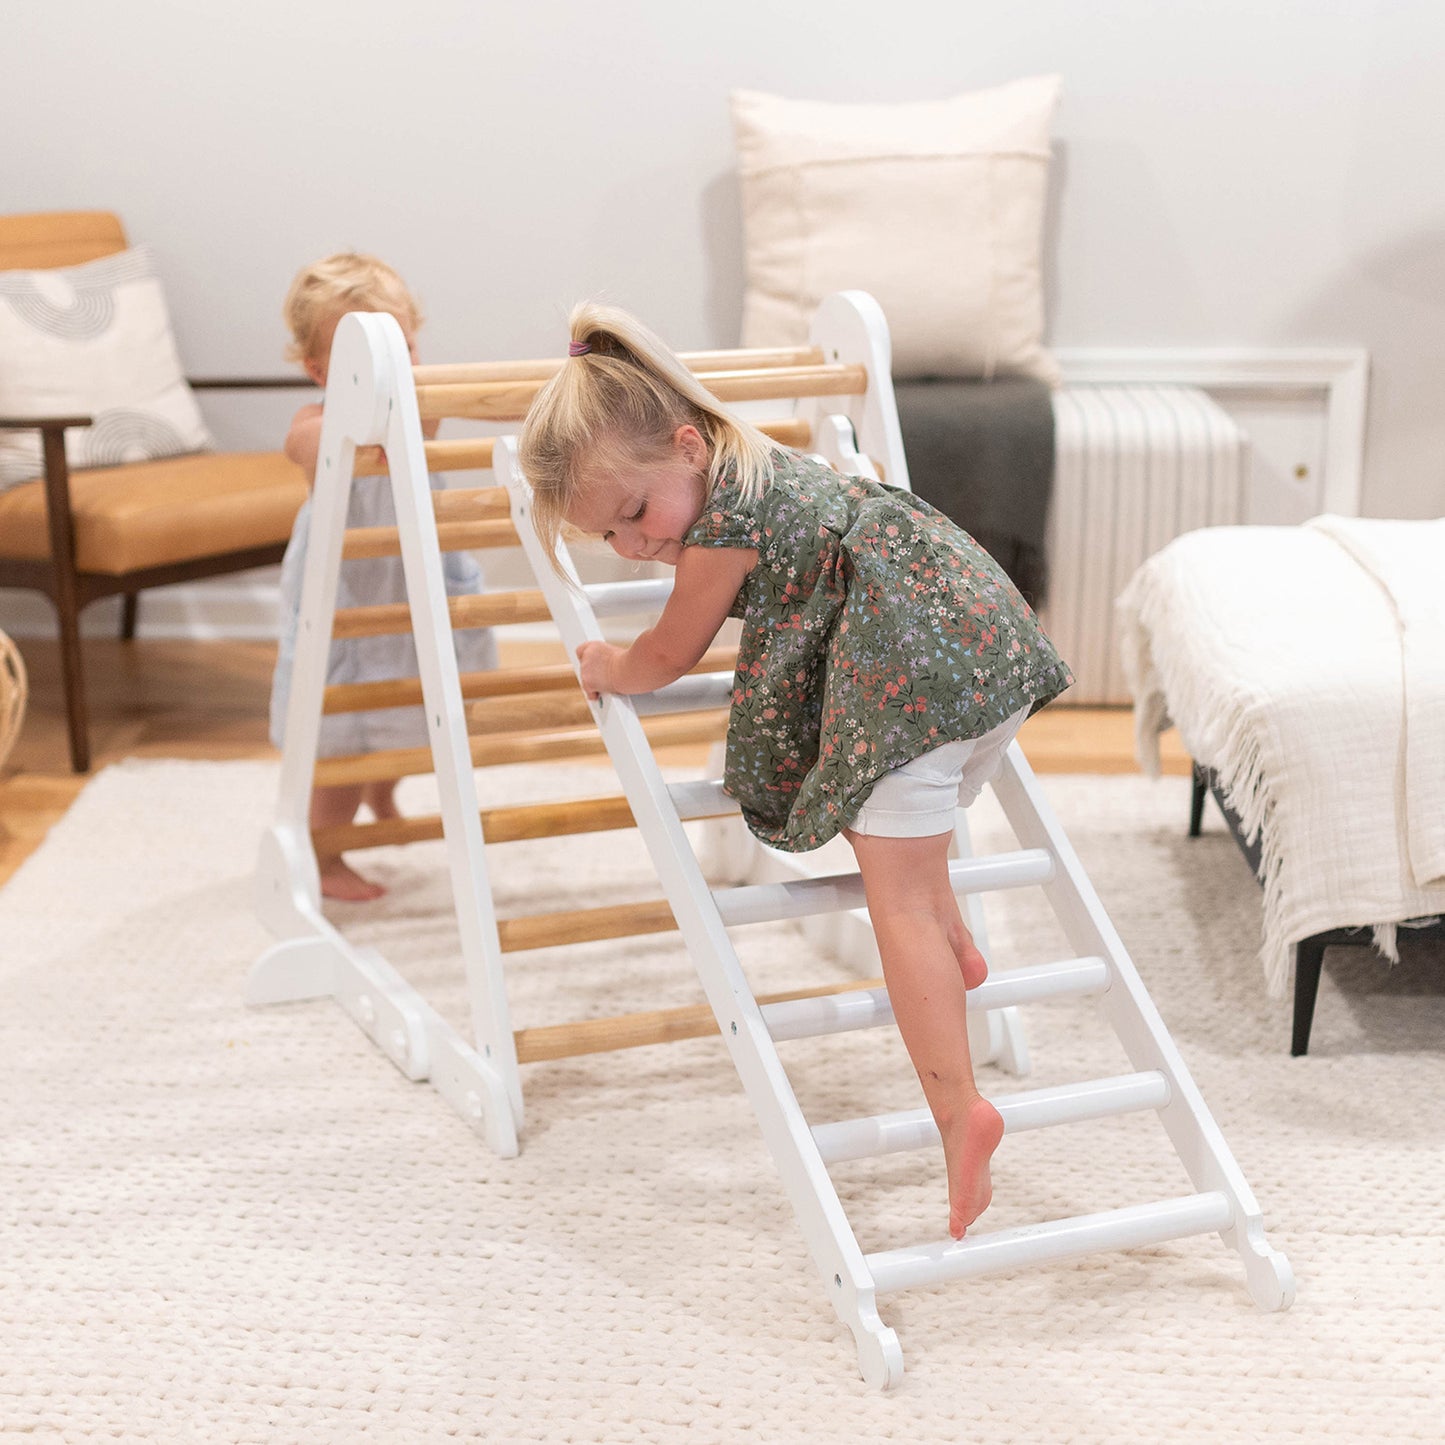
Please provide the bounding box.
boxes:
[0,414,93,431]
[187,377,317,391]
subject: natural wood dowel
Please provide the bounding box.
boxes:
[410,346,825,386]
[312,790,644,854]
[759,417,811,449]
[353,437,497,478]
[513,976,888,1063]
[320,645,737,716]
[350,421,805,477]
[468,689,592,735]
[312,710,730,787]
[332,589,551,639]
[498,898,678,952]
[416,365,868,423]
[342,518,519,559]
[433,487,511,521]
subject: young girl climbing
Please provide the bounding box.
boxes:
[518,303,1072,1239]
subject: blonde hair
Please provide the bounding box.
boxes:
[282,251,423,365]
[518,301,777,571]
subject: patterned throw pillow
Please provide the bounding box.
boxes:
[731,77,1062,385]
[0,245,216,491]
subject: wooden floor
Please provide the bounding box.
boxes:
[0,636,1189,887]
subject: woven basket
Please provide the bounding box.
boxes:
[0,629,27,772]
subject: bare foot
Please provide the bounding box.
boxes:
[942,1094,1005,1239]
[318,856,386,902]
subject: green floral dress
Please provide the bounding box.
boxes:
[683,449,1072,852]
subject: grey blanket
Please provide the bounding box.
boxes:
[893,377,1055,607]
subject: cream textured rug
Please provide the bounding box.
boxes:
[2,759,1442,1443]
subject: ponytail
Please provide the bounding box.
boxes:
[518,301,776,570]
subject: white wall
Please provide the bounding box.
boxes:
[7,0,1445,520]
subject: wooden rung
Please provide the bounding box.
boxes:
[312,710,730,786]
[342,518,519,559]
[320,645,737,716]
[415,364,869,423]
[410,346,826,387]
[434,487,510,521]
[332,589,551,638]
[353,437,496,478]
[760,416,811,449]
[468,689,593,734]
[513,975,887,1063]
[499,898,678,952]
[312,790,643,854]
[349,419,806,495]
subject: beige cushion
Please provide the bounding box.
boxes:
[0,245,216,489]
[0,450,306,573]
[731,77,1062,384]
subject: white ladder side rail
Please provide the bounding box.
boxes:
[806,291,909,491]
[990,743,1295,1311]
[365,313,525,1137]
[252,311,390,942]
[498,437,905,1391]
[247,312,521,1156]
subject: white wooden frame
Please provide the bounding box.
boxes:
[498,430,1292,1388]
[247,300,1292,1387]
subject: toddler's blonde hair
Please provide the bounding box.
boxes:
[518,301,777,572]
[282,251,423,365]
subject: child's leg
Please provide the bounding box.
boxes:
[310,783,386,901]
[846,828,1004,1239]
[361,779,400,821]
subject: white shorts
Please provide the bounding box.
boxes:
[847,708,1029,838]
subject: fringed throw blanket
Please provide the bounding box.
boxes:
[1117,515,1445,994]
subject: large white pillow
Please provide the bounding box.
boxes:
[731,77,1062,384]
[0,245,216,491]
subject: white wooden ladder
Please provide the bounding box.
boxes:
[495,430,1293,1389]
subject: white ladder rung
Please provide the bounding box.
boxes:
[866,1191,1234,1295]
[812,1070,1171,1164]
[667,779,741,820]
[763,955,1110,1042]
[714,849,1053,929]
[633,672,734,716]
[583,578,674,615]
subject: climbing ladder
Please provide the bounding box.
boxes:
[250,296,1292,1387]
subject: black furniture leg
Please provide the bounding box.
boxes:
[121,592,139,640]
[1189,762,1207,837]
[1292,936,1327,1056]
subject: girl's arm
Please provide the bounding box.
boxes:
[576,544,757,699]
[283,403,326,485]
[285,398,437,487]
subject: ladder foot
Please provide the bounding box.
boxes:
[1235,1225,1295,1311]
[246,935,340,1006]
[848,1308,904,1391]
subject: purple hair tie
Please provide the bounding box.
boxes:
[568,339,591,357]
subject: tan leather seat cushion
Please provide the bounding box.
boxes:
[0,450,307,574]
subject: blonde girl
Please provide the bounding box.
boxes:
[520,302,1071,1238]
[270,252,497,901]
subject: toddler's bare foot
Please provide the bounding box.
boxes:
[942,1094,1005,1240]
[319,856,386,902]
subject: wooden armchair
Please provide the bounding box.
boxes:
[0,211,309,771]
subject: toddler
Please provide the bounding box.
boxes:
[270,252,497,901]
[518,303,1072,1239]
